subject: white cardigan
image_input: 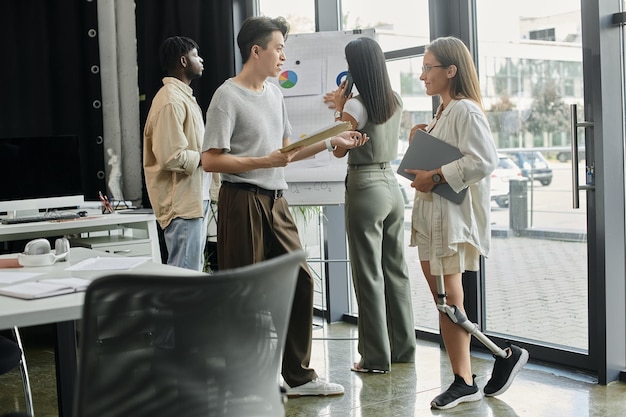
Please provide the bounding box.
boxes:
[413,99,498,258]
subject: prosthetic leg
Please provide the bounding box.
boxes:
[435,274,529,398]
[428,274,529,410]
[435,275,507,358]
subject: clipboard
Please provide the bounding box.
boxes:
[280,121,352,153]
[397,129,467,204]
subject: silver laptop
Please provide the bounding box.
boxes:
[397,129,467,204]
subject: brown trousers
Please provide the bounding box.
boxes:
[217,184,317,387]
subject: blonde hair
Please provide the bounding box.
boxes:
[426,37,483,110]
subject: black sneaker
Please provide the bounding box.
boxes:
[484,344,529,397]
[430,374,482,410]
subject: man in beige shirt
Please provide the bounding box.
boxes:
[143,36,205,271]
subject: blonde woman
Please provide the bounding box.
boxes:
[406,37,528,410]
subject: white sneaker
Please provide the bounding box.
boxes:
[285,378,344,397]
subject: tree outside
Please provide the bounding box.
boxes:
[523,79,570,148]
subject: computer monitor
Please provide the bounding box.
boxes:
[0,135,85,217]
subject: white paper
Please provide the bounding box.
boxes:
[66,256,151,271]
[0,271,45,284]
[268,59,323,97]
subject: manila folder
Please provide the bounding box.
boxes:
[280,121,352,153]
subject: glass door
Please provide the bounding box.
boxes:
[477,2,589,352]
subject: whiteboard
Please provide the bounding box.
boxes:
[284,181,345,206]
[269,29,375,204]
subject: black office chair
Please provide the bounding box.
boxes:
[73,250,305,417]
[0,328,34,416]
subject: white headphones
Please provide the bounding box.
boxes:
[18,237,70,267]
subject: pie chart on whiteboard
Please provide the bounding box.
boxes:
[278,70,298,89]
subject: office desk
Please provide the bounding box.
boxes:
[0,212,161,262]
[0,247,201,417]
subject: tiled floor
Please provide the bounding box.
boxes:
[0,326,58,417]
[283,322,626,417]
[2,322,626,417]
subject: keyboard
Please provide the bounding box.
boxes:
[1,213,80,225]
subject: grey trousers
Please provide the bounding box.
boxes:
[345,166,416,370]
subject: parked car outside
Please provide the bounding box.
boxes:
[501,150,553,186]
[556,148,585,162]
[491,154,523,208]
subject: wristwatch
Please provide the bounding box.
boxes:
[432,172,443,184]
[334,110,342,119]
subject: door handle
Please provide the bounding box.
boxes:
[569,104,594,209]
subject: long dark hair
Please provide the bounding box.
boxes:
[344,37,399,124]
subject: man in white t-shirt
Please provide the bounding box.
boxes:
[201,16,367,397]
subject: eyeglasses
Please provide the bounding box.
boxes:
[421,64,447,73]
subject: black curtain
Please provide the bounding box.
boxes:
[0,0,105,201]
[136,0,238,111]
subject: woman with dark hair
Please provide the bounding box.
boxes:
[326,37,416,374]
[406,36,528,410]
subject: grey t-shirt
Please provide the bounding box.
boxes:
[202,78,292,190]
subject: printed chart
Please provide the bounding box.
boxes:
[268,29,375,201]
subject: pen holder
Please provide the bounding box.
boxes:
[98,191,114,214]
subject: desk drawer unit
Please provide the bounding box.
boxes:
[70,236,152,257]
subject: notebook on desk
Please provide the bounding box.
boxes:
[0,277,91,299]
[397,129,467,205]
[117,208,153,214]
